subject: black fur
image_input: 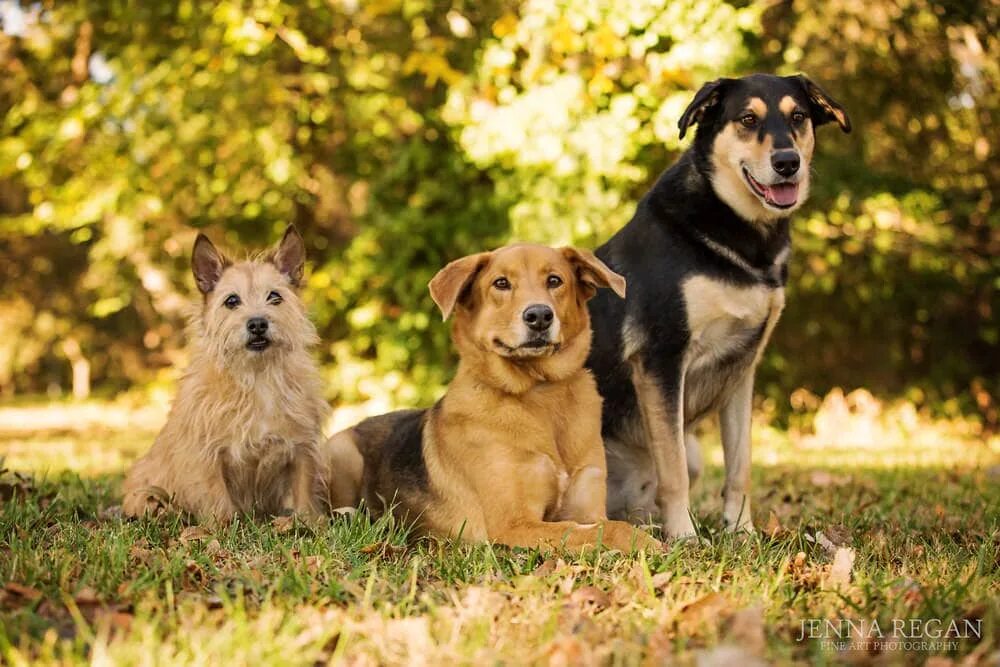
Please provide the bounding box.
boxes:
[586,74,848,515]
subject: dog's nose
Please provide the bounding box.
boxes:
[771,150,800,177]
[246,317,269,336]
[522,304,554,332]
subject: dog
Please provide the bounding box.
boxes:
[586,74,850,537]
[122,226,328,523]
[324,244,660,552]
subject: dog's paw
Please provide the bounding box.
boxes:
[661,512,697,541]
[724,517,755,535]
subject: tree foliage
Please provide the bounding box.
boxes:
[0,1,995,424]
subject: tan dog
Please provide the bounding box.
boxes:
[325,244,660,552]
[123,227,328,522]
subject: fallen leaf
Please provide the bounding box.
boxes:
[569,586,610,613]
[765,511,782,538]
[677,592,730,633]
[4,582,42,602]
[790,551,807,573]
[304,555,324,573]
[829,547,855,587]
[360,542,384,555]
[179,526,212,545]
[271,515,295,534]
[650,571,673,590]
[814,531,837,554]
[74,586,100,605]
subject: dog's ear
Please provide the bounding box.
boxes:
[561,247,626,301]
[272,225,306,287]
[429,252,492,320]
[794,75,851,133]
[192,233,229,295]
[678,78,733,140]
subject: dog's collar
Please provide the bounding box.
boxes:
[688,228,788,287]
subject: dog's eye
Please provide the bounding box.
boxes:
[791,111,806,125]
[492,277,511,291]
[740,114,758,128]
[223,294,241,309]
[546,275,563,289]
[267,290,283,305]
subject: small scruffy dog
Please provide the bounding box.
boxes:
[122,226,328,522]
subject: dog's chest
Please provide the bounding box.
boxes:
[681,274,785,415]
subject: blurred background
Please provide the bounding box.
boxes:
[0,0,996,439]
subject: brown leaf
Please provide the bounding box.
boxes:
[650,571,673,590]
[569,586,610,613]
[304,555,324,573]
[271,515,295,534]
[102,610,134,632]
[74,586,100,606]
[677,592,730,633]
[765,511,782,538]
[359,541,384,554]
[4,582,42,602]
[179,526,212,545]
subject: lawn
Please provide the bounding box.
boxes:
[1,397,998,665]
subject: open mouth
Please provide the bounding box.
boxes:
[742,167,799,209]
[246,337,271,351]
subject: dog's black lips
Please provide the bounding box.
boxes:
[493,338,559,353]
[742,166,798,210]
[246,337,271,351]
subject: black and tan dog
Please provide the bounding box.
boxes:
[325,244,659,552]
[587,74,850,537]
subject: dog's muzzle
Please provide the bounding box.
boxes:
[245,317,271,351]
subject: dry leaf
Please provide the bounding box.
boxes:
[650,571,673,590]
[74,586,100,605]
[569,586,610,613]
[677,592,730,633]
[765,511,782,538]
[829,547,855,587]
[272,515,295,534]
[4,582,42,602]
[814,531,837,554]
[179,525,212,545]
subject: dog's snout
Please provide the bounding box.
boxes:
[522,304,554,332]
[771,150,800,177]
[246,317,269,336]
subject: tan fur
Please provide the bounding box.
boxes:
[123,228,329,523]
[710,99,814,227]
[325,244,659,552]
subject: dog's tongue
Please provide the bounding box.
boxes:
[765,182,799,206]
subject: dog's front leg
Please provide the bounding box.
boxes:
[719,371,754,532]
[288,446,321,518]
[630,357,696,539]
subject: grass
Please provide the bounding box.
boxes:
[1,398,998,665]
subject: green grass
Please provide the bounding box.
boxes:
[1,401,998,665]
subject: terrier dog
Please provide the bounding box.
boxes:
[122,226,328,522]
